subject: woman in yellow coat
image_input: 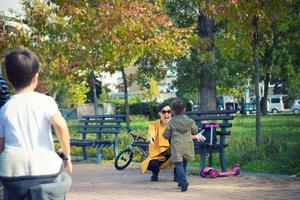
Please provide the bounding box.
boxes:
[141,102,174,181]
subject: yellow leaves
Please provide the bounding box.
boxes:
[64,83,88,106]
[143,78,160,102]
[51,15,65,26]
[73,0,191,68]
[112,0,121,6]
[18,0,192,100]
[216,86,242,99]
[31,0,52,17]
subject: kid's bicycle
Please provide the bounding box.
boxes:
[114,127,149,170]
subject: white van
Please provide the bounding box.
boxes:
[267,95,284,113]
[291,99,300,114]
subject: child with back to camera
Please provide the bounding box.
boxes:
[163,98,205,192]
[0,48,72,199]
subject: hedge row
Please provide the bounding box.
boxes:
[114,98,192,120]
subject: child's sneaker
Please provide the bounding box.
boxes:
[181,182,189,192]
[151,175,158,181]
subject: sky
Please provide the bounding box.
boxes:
[0,0,23,14]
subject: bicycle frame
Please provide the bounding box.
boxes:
[114,128,149,170]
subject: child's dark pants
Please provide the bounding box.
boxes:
[175,160,187,186]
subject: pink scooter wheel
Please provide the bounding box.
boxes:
[234,168,240,175]
[209,169,218,178]
[200,169,208,177]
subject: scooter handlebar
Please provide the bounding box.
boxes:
[204,124,220,128]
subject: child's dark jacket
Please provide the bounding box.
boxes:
[163,114,198,162]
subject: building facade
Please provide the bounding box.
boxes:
[0,10,28,33]
[102,66,177,102]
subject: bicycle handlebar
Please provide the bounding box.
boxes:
[126,127,147,141]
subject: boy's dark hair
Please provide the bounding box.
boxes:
[158,101,170,112]
[4,48,39,90]
[171,98,186,115]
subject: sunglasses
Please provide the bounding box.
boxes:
[161,110,171,114]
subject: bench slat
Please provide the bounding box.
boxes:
[216,130,231,135]
[186,110,237,115]
[70,139,95,146]
[78,129,120,134]
[70,139,113,147]
[81,114,125,119]
[194,142,229,148]
[79,125,121,129]
[191,115,234,121]
[79,119,123,124]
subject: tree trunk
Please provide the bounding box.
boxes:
[92,79,98,114]
[252,16,261,146]
[92,71,98,114]
[262,72,270,115]
[121,68,130,128]
[197,4,217,111]
[200,68,216,111]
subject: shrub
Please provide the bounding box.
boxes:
[114,102,159,120]
[130,102,159,120]
[114,97,193,119]
[163,97,193,111]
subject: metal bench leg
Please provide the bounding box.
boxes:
[96,145,104,165]
[83,147,88,160]
[199,147,206,172]
[220,147,227,172]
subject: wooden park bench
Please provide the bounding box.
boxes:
[186,109,237,172]
[70,114,125,164]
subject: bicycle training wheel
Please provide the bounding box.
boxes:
[114,147,133,170]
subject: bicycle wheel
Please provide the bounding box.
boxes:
[114,147,133,170]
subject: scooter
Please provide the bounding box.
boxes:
[200,123,240,178]
[200,165,240,178]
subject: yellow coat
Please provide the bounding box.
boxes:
[140,120,173,173]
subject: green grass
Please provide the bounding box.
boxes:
[225,114,300,175]
[67,114,300,175]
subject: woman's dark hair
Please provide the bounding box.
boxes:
[4,48,39,90]
[171,98,186,115]
[158,101,170,112]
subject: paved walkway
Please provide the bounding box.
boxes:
[67,162,300,200]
